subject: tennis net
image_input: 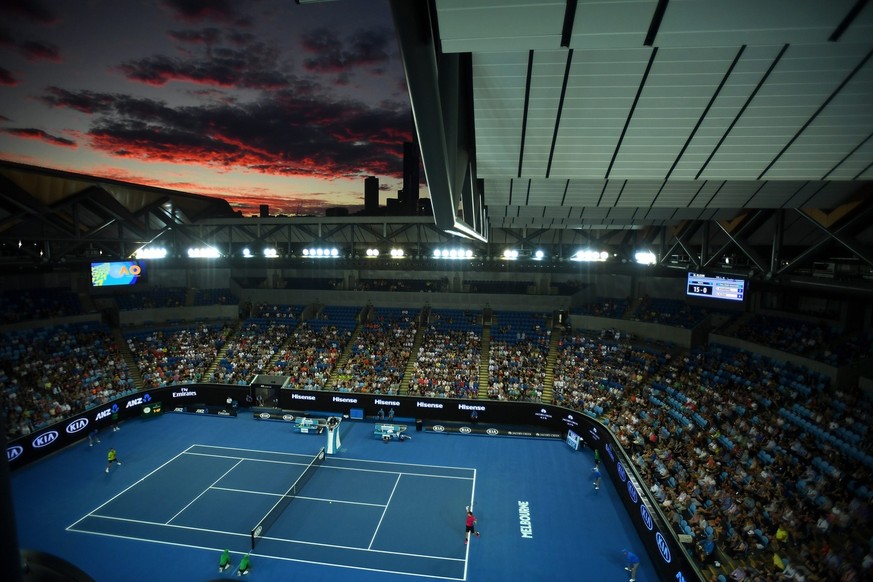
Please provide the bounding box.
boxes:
[250,447,326,549]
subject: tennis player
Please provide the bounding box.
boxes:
[592,466,601,490]
[105,448,121,473]
[464,507,480,543]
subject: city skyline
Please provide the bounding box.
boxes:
[0,0,421,216]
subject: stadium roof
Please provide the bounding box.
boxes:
[398,0,873,240]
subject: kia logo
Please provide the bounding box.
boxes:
[282,414,294,421]
[627,481,639,503]
[433,425,445,432]
[656,532,672,563]
[66,418,89,434]
[33,431,59,448]
[259,413,271,419]
[486,428,499,435]
[459,427,471,434]
[640,505,653,530]
[7,445,23,462]
[616,462,627,482]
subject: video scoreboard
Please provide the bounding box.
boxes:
[686,272,746,302]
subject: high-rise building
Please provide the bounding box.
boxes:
[364,176,379,213]
[401,141,420,213]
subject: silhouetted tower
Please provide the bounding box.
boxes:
[401,141,420,214]
[364,176,380,213]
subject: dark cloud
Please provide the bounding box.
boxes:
[0,28,14,47]
[38,86,411,179]
[0,66,19,86]
[117,42,290,89]
[18,39,60,62]
[0,0,57,25]
[302,27,392,74]
[0,114,10,122]
[161,0,250,26]
[169,28,223,45]
[2,127,75,147]
[41,87,115,113]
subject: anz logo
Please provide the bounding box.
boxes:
[627,481,639,503]
[459,427,472,434]
[656,532,672,563]
[7,445,23,462]
[66,418,89,434]
[33,431,59,449]
[126,393,152,408]
[640,504,654,530]
[616,461,628,483]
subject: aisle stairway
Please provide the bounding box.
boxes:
[477,325,490,398]
[112,328,145,391]
[203,320,240,381]
[326,321,364,390]
[541,325,562,403]
[399,307,429,395]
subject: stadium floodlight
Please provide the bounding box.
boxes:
[533,250,545,260]
[187,246,220,258]
[635,251,657,265]
[503,249,519,260]
[432,249,440,258]
[571,250,608,262]
[390,248,405,258]
[302,248,310,256]
[330,248,339,257]
[242,248,252,258]
[365,248,379,257]
[263,248,278,258]
[134,247,167,260]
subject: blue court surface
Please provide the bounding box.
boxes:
[11,411,659,581]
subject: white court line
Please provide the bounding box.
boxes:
[75,511,465,563]
[184,451,311,467]
[166,458,243,525]
[188,444,316,458]
[462,467,478,580]
[323,454,477,473]
[72,512,250,538]
[66,444,195,531]
[368,473,401,550]
[72,526,465,582]
[209,486,388,507]
[310,463,474,480]
[185,450,473,479]
[257,531,465,562]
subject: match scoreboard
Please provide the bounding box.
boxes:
[686,272,746,302]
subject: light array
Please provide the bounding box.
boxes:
[571,250,609,262]
[433,248,473,259]
[302,247,340,258]
[187,247,220,258]
[134,247,167,259]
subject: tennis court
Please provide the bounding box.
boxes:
[67,443,475,579]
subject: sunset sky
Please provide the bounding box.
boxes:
[0,0,418,215]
